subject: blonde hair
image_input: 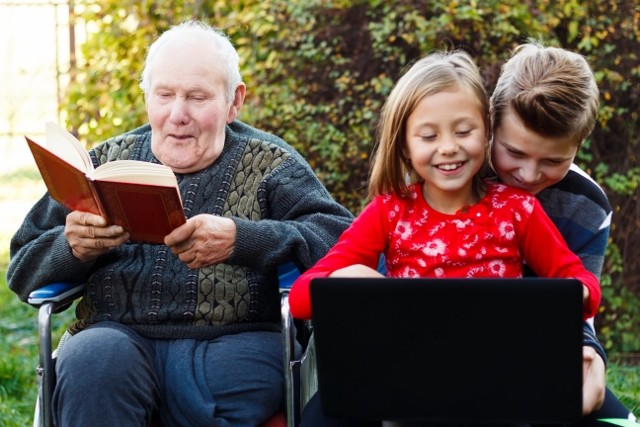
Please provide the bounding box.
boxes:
[368,50,490,199]
[490,42,599,145]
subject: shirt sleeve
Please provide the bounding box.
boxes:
[288,197,389,319]
[518,199,601,319]
[583,321,607,366]
[536,167,612,280]
[230,157,354,272]
[7,193,96,302]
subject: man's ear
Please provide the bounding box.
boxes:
[227,83,246,123]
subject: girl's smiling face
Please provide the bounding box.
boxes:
[405,87,488,214]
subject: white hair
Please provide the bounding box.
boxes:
[139,20,242,102]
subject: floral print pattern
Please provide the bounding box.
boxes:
[385,182,536,279]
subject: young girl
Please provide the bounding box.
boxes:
[288,50,600,323]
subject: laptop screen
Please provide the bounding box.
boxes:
[310,277,583,424]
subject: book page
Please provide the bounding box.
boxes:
[45,122,93,173]
[91,160,179,189]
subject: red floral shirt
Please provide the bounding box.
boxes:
[289,181,600,320]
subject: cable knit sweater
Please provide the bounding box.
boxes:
[8,121,353,339]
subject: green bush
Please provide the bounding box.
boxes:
[61,1,640,351]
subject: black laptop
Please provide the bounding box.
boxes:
[309,278,584,424]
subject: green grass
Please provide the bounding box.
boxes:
[0,279,40,427]
[0,168,70,427]
[0,266,74,427]
[607,361,640,415]
[0,169,638,426]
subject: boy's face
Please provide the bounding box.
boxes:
[492,108,579,195]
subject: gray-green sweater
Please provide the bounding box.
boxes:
[8,121,353,339]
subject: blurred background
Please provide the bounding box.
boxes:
[0,1,638,423]
[1,0,74,171]
[1,0,76,240]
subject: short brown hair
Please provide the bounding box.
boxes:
[490,42,599,145]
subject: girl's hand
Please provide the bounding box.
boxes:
[330,264,384,278]
[583,284,590,303]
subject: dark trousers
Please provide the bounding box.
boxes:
[53,322,284,427]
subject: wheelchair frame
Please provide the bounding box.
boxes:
[27,263,316,427]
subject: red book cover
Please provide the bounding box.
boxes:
[93,180,186,244]
[26,136,103,216]
[25,126,186,244]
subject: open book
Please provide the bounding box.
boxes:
[25,122,186,244]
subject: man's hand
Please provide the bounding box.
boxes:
[164,214,236,269]
[582,345,606,415]
[65,211,130,262]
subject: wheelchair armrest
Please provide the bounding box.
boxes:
[28,282,85,311]
[277,262,299,291]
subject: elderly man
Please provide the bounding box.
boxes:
[8,20,352,427]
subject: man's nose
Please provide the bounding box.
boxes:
[169,99,189,124]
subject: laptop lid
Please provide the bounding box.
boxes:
[309,278,583,424]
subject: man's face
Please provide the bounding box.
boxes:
[492,108,579,195]
[146,39,242,174]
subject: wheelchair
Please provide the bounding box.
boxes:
[27,262,317,427]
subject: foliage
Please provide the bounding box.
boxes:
[0,272,75,426]
[60,1,639,351]
[0,170,74,425]
[0,283,37,427]
[546,0,640,351]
